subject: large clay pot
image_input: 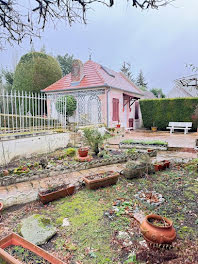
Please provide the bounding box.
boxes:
[78,147,89,157]
[140,214,176,244]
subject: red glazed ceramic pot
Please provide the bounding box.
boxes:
[78,147,89,157]
[140,214,176,245]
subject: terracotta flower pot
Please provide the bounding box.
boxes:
[140,214,176,245]
[38,185,75,204]
[116,124,121,128]
[78,147,89,157]
[3,170,9,176]
[154,164,163,171]
[151,127,157,132]
[163,160,170,168]
[83,171,119,190]
[0,233,64,264]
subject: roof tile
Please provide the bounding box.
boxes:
[43,60,143,95]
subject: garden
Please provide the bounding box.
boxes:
[0,128,198,264]
[0,157,198,263]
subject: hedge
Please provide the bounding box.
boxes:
[139,98,198,131]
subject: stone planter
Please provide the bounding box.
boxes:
[83,171,119,190]
[78,147,89,157]
[140,214,176,245]
[0,233,64,264]
[38,185,75,204]
[119,142,168,151]
[122,166,146,179]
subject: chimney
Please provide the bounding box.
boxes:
[71,59,84,84]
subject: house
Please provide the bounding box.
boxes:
[42,59,144,129]
[142,90,157,99]
[167,74,198,98]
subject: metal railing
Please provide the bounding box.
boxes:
[0,90,67,134]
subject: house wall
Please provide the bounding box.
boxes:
[45,88,143,129]
[108,88,142,129]
[46,88,107,126]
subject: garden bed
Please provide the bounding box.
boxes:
[0,233,64,264]
[0,149,142,186]
[0,160,198,263]
[0,151,130,186]
[120,139,168,150]
[83,171,119,189]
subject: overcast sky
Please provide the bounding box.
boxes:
[0,0,198,94]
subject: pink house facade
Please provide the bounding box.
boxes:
[42,60,144,129]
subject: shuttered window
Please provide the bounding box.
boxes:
[135,101,139,119]
[112,98,119,121]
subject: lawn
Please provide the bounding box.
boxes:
[1,161,198,263]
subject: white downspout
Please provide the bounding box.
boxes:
[106,88,111,127]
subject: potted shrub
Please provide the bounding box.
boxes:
[140,214,176,245]
[83,171,119,190]
[0,202,3,221]
[38,184,75,204]
[78,147,89,157]
[0,233,64,264]
[83,128,105,155]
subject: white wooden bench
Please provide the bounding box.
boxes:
[166,122,192,134]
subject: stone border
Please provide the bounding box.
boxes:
[119,142,168,150]
[134,190,165,206]
[0,154,132,187]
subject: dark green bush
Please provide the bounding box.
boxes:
[140,98,198,130]
[13,52,62,93]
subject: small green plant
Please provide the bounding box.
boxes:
[124,254,138,263]
[126,148,136,155]
[98,150,110,158]
[183,159,198,172]
[65,147,76,157]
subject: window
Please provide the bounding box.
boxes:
[112,98,119,121]
[135,101,139,119]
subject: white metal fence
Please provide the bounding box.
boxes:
[0,90,67,134]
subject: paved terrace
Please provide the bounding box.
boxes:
[108,130,198,149]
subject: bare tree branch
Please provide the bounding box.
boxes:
[0,0,174,49]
